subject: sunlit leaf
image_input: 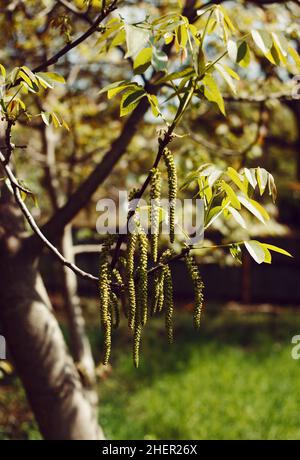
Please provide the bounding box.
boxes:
[244,240,265,264]
[202,74,225,115]
[133,48,152,74]
[125,24,150,58]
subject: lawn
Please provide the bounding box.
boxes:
[1,307,300,440]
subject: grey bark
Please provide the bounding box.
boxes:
[0,185,104,440]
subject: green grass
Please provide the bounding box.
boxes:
[98,309,300,440]
[1,308,300,440]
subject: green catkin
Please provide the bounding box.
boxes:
[133,323,142,368]
[184,253,204,329]
[99,242,112,364]
[112,268,123,288]
[109,291,120,329]
[103,312,112,365]
[163,265,174,344]
[137,230,148,326]
[157,269,165,313]
[126,232,137,330]
[151,269,162,316]
[150,168,161,262]
[163,148,177,243]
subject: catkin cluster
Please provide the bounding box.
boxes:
[163,148,177,243]
[184,252,204,329]
[98,145,207,368]
[150,168,161,262]
[99,238,114,365]
[126,231,137,330]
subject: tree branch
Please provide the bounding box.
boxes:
[0,149,99,283]
[32,1,117,73]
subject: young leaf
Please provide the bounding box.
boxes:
[228,206,247,229]
[133,48,153,74]
[38,72,65,84]
[238,195,269,223]
[227,167,247,194]
[256,167,269,195]
[288,45,300,70]
[0,64,6,78]
[268,173,277,203]
[237,41,250,67]
[151,47,168,72]
[244,240,265,264]
[125,24,150,58]
[262,244,292,258]
[120,89,146,117]
[244,168,257,189]
[221,181,241,209]
[251,29,273,55]
[202,74,225,115]
[147,94,160,117]
[214,62,237,94]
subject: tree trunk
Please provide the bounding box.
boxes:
[0,187,104,440]
[60,224,97,391]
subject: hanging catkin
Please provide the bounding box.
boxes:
[184,252,204,329]
[163,264,174,343]
[133,323,142,368]
[109,291,120,329]
[99,239,112,364]
[150,168,161,262]
[126,231,137,330]
[137,229,148,326]
[163,148,177,243]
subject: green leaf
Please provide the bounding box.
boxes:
[202,74,225,115]
[36,74,54,89]
[147,94,160,117]
[154,66,194,85]
[222,181,241,209]
[151,47,168,72]
[227,167,247,193]
[219,5,235,33]
[239,196,269,223]
[268,173,277,203]
[228,206,247,229]
[205,205,224,228]
[244,168,257,189]
[262,244,292,258]
[120,88,146,117]
[19,70,35,88]
[237,41,250,67]
[244,240,265,264]
[176,24,188,48]
[133,48,153,74]
[125,24,150,58]
[0,64,6,78]
[256,167,269,195]
[261,245,272,264]
[41,111,51,126]
[38,72,65,84]
[214,62,236,94]
[251,29,273,55]
[288,45,300,70]
[200,164,223,187]
[98,80,136,99]
[230,244,242,263]
[272,32,288,57]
